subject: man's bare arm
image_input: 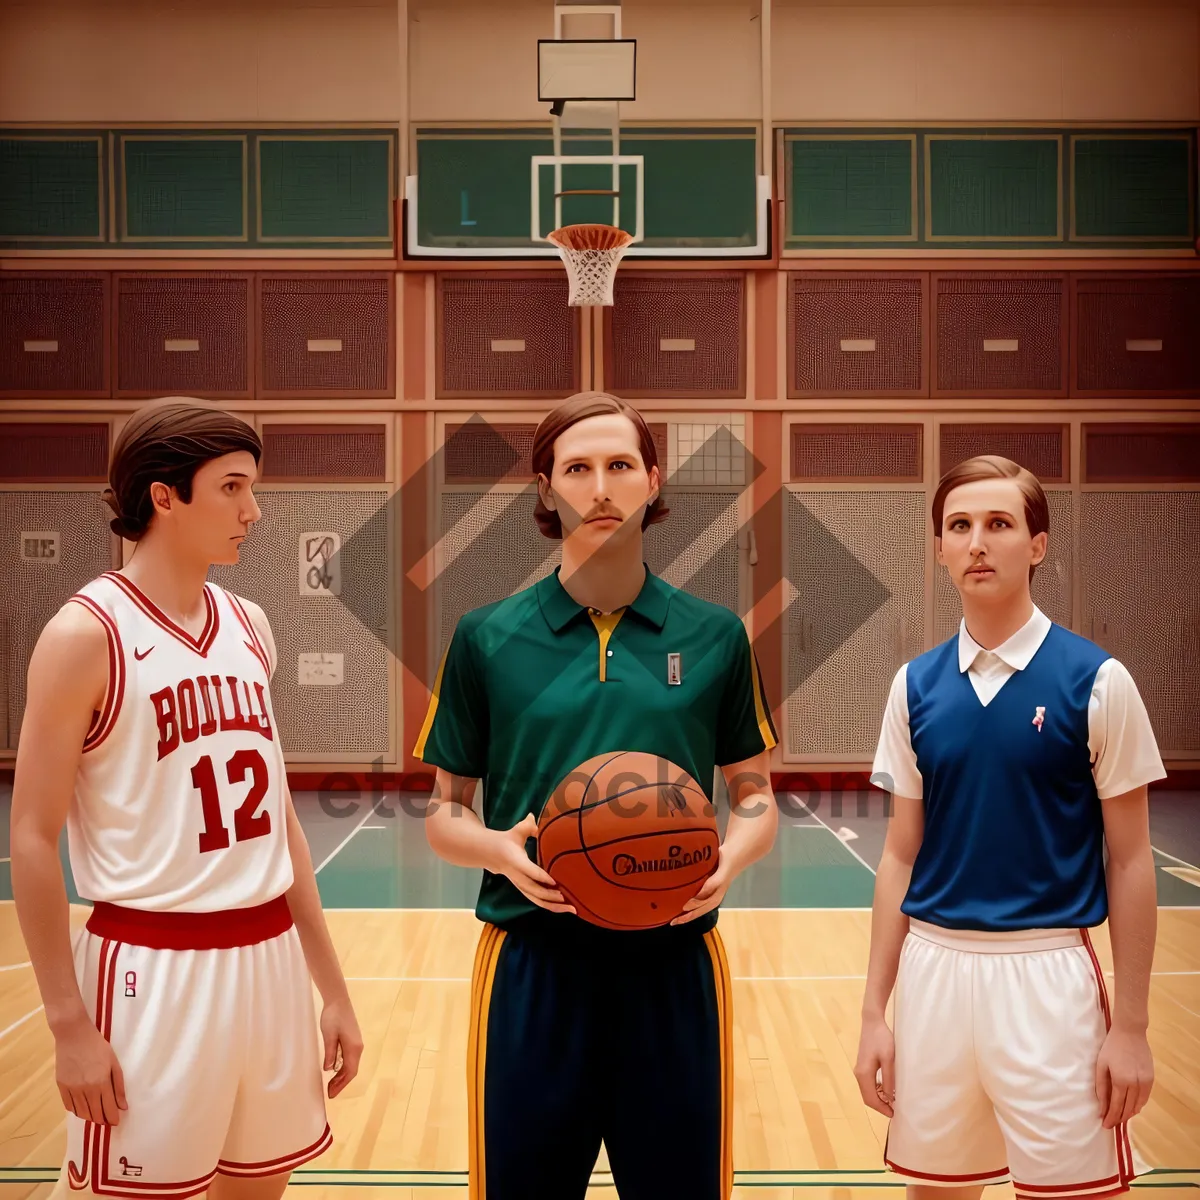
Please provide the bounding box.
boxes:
[10,603,127,1125]
[424,768,574,914]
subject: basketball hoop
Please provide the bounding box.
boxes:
[547,223,634,306]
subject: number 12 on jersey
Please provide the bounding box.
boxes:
[192,750,272,853]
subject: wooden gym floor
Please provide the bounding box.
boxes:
[1,788,1198,1200]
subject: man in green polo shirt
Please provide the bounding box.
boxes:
[416,391,779,1200]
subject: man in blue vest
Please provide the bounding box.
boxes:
[856,454,1164,1200]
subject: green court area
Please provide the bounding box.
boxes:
[1,790,1197,911]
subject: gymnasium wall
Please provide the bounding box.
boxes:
[773,6,1200,122]
[3,2,1196,125]
[1,0,1199,784]
[0,0,401,123]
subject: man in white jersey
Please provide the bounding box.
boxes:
[11,399,363,1200]
[855,454,1165,1200]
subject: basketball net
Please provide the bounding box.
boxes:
[547,223,635,306]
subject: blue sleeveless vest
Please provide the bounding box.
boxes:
[903,623,1111,931]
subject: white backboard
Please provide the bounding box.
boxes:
[538,39,636,101]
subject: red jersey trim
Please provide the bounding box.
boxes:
[1014,1186,1132,1200]
[222,590,273,680]
[101,573,219,657]
[1014,1175,1122,1193]
[85,895,293,951]
[884,1156,1011,1183]
[217,1124,334,1176]
[69,596,126,753]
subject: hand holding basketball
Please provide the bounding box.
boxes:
[670,844,733,925]
[489,813,577,916]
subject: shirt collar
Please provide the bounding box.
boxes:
[536,564,674,633]
[958,605,1051,673]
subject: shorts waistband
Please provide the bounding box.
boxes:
[86,895,293,950]
[908,918,1084,954]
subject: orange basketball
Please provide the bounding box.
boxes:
[537,750,720,930]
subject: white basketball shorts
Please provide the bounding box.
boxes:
[885,920,1148,1199]
[61,897,331,1199]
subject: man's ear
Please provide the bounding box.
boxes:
[537,472,556,511]
[647,463,661,505]
[934,535,944,567]
[149,480,173,516]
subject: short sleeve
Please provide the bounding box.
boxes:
[1088,659,1167,799]
[714,620,778,766]
[413,624,489,778]
[872,665,923,799]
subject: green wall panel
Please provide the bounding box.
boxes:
[258,137,393,242]
[0,136,104,241]
[787,137,915,240]
[416,127,758,249]
[122,137,246,240]
[927,136,1061,241]
[1072,137,1194,241]
[781,127,1196,250]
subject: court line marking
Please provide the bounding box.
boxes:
[1162,991,1200,1021]
[320,906,881,914]
[0,1005,43,1042]
[0,961,31,972]
[1154,845,1200,873]
[314,805,379,876]
[799,804,878,876]
[344,970,1200,983]
[314,905,1200,914]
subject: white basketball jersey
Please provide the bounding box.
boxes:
[65,571,293,912]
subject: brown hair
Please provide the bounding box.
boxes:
[104,398,261,541]
[531,391,670,539]
[932,454,1049,578]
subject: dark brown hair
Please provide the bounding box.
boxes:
[104,399,261,541]
[531,392,670,539]
[932,454,1049,578]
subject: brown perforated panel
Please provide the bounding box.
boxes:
[1073,275,1200,396]
[0,274,109,397]
[260,426,387,483]
[1083,424,1200,483]
[934,490,1073,644]
[605,273,745,398]
[438,275,579,397]
[791,424,922,481]
[790,273,926,397]
[934,274,1065,395]
[939,424,1067,482]
[0,424,109,482]
[115,274,251,397]
[1080,491,1200,754]
[259,275,393,397]
[208,490,391,758]
[444,424,536,484]
[0,491,114,749]
[785,491,925,759]
[437,491,560,652]
[643,489,741,614]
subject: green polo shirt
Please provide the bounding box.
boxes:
[414,563,778,930]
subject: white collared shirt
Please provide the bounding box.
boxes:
[873,605,1167,801]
